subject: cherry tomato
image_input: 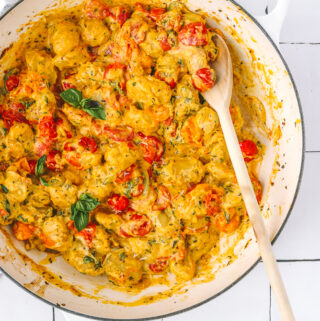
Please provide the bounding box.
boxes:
[108,194,130,213]
[130,176,144,197]
[239,140,258,162]
[205,190,221,217]
[115,164,136,184]
[8,102,25,113]
[84,0,109,19]
[149,257,169,272]
[149,8,166,21]
[5,75,19,92]
[76,222,96,247]
[192,68,215,92]
[152,185,171,211]
[119,226,132,238]
[78,137,97,153]
[214,210,240,233]
[155,71,176,89]
[0,209,9,217]
[39,116,57,139]
[12,222,35,241]
[159,35,171,51]
[27,159,37,175]
[137,133,164,164]
[1,109,28,129]
[64,153,82,168]
[108,6,130,26]
[46,150,64,171]
[104,125,134,142]
[35,139,53,157]
[178,22,208,46]
[128,213,152,236]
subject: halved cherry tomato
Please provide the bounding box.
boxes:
[84,0,109,19]
[108,6,130,26]
[27,159,37,175]
[192,68,215,92]
[239,140,258,162]
[205,190,221,217]
[1,109,28,129]
[5,75,19,92]
[159,34,171,51]
[108,194,130,213]
[76,222,96,247]
[149,257,169,272]
[128,213,152,236]
[78,137,97,153]
[119,226,132,238]
[46,150,64,171]
[115,164,136,184]
[35,139,53,157]
[12,222,35,241]
[137,132,164,164]
[152,185,171,211]
[104,126,134,142]
[8,102,25,114]
[149,8,166,21]
[39,116,57,139]
[178,22,208,46]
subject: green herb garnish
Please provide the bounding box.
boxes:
[224,212,230,224]
[70,193,100,232]
[40,177,49,187]
[1,184,8,194]
[35,155,46,177]
[60,88,106,120]
[83,256,95,264]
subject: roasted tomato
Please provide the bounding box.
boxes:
[104,62,126,90]
[12,222,35,241]
[137,132,164,164]
[103,126,134,142]
[8,102,25,114]
[205,190,221,217]
[115,164,136,184]
[158,32,171,51]
[149,257,169,272]
[213,208,240,234]
[108,194,130,213]
[149,8,165,21]
[152,185,171,211]
[240,140,258,162]
[78,137,97,153]
[84,0,109,19]
[126,213,152,236]
[108,6,130,26]
[27,159,37,175]
[39,116,57,139]
[46,150,64,171]
[5,75,19,92]
[1,109,28,129]
[192,68,215,92]
[76,222,96,247]
[178,22,208,46]
[61,73,76,90]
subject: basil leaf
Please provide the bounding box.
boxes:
[40,177,49,187]
[74,211,89,232]
[70,203,77,220]
[60,88,82,107]
[1,184,8,194]
[78,193,100,212]
[80,99,106,120]
[35,155,46,177]
[83,256,95,264]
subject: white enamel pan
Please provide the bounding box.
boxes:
[0,0,304,320]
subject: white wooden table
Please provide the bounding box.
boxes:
[0,0,319,320]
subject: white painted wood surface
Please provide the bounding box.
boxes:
[0,0,319,320]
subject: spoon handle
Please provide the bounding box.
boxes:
[217,109,295,321]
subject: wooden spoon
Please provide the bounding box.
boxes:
[202,34,295,321]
